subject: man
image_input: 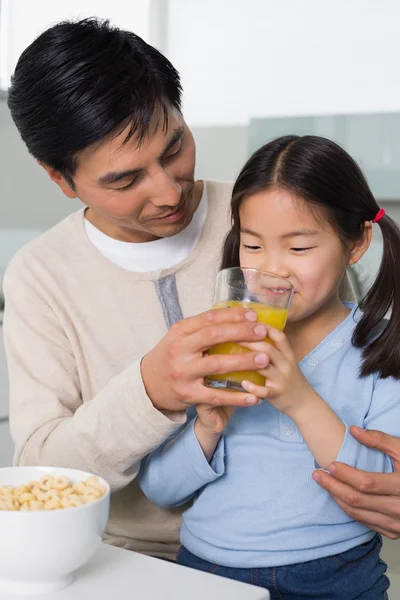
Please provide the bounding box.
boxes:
[4,18,400,559]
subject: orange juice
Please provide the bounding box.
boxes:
[207,301,288,387]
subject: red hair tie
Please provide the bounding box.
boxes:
[372,208,385,223]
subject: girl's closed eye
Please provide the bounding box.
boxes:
[291,247,314,253]
[242,244,261,250]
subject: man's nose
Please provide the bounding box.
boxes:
[150,169,182,207]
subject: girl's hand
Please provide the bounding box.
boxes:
[240,326,312,418]
[241,327,347,470]
[194,404,236,461]
[196,404,236,435]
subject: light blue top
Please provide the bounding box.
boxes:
[139,304,398,567]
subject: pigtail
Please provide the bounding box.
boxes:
[353,214,400,379]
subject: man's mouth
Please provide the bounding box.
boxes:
[150,200,187,223]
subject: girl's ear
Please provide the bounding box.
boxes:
[347,221,372,266]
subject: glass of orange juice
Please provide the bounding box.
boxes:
[205,267,293,393]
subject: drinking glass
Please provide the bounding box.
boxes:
[205,267,293,393]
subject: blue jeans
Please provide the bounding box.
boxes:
[177,535,390,599]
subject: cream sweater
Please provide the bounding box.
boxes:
[3,180,355,560]
[3,181,232,559]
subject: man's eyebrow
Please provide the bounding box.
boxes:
[160,126,184,158]
[97,126,184,186]
[98,168,142,186]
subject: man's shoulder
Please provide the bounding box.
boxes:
[4,211,83,284]
[205,180,233,203]
[204,180,233,227]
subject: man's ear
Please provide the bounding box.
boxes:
[38,161,77,199]
[347,221,372,266]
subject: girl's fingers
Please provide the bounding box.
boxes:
[242,379,270,400]
[238,341,270,353]
[239,340,282,367]
[265,326,294,359]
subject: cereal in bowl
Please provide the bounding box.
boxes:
[0,475,106,511]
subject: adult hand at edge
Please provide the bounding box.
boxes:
[313,427,400,539]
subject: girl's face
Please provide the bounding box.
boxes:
[239,188,369,323]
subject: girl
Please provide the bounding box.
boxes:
[139,135,400,599]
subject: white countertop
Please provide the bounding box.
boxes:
[0,544,270,600]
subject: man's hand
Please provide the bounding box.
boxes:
[313,427,400,539]
[141,306,269,412]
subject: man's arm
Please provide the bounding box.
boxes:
[4,267,184,492]
[4,259,268,492]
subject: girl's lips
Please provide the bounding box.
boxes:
[263,287,293,296]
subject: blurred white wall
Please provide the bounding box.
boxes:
[167,0,400,126]
[2,0,400,230]
[0,0,152,89]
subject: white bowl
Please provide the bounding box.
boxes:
[0,466,110,595]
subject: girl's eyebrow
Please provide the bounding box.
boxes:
[240,227,319,239]
[240,227,262,237]
[281,229,320,239]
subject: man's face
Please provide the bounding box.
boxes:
[48,107,198,242]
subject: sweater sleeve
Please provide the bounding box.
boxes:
[335,375,400,473]
[3,262,185,493]
[139,412,225,508]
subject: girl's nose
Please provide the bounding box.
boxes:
[260,261,290,280]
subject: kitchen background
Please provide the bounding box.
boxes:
[1,0,400,586]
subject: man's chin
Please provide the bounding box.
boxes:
[147,203,196,239]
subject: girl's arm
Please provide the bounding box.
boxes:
[287,388,346,470]
[242,327,397,473]
[138,408,226,508]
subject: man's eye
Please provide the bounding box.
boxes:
[165,141,182,160]
[114,180,136,192]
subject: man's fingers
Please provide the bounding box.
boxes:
[196,387,258,408]
[313,469,400,535]
[312,469,355,498]
[187,321,268,353]
[356,522,400,540]
[329,461,400,496]
[349,427,400,465]
[332,485,400,520]
[177,307,258,336]
[200,351,269,377]
[239,334,294,368]
[330,494,400,539]
[238,341,280,365]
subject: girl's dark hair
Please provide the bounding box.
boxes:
[222,135,400,379]
[7,18,182,187]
